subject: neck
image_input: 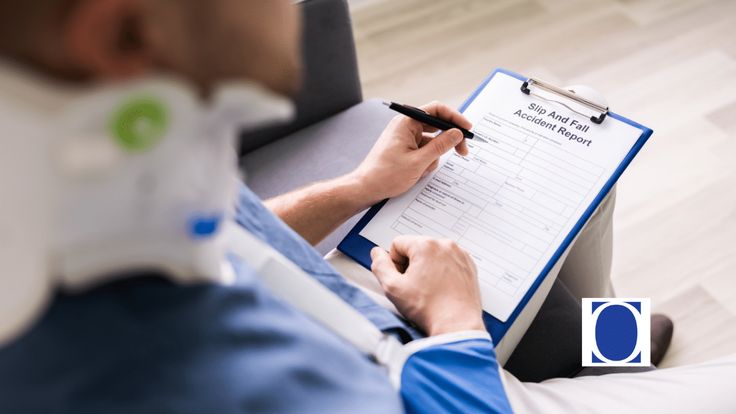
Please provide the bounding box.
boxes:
[0,62,295,345]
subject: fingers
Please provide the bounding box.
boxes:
[386,241,409,272]
[390,234,423,259]
[421,132,469,157]
[416,128,463,162]
[370,247,402,289]
[419,101,473,130]
[455,139,469,156]
[393,114,424,139]
[422,125,440,133]
[397,100,471,138]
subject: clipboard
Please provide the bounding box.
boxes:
[337,68,653,344]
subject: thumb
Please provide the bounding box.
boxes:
[418,128,463,162]
[370,247,401,289]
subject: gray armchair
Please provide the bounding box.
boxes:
[240,0,393,255]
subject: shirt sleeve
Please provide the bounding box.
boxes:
[399,331,514,414]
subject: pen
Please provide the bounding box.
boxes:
[383,101,474,139]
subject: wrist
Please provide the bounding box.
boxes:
[329,172,380,213]
[426,315,485,337]
[343,169,385,208]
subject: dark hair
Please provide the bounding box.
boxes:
[0,0,75,59]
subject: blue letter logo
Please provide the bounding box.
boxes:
[582,298,650,367]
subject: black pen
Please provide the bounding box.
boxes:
[383,101,474,139]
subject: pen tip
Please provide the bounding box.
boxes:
[382,101,390,106]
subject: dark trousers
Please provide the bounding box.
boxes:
[505,279,654,382]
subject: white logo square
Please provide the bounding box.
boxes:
[582,298,651,367]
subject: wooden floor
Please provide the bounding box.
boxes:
[349,0,736,367]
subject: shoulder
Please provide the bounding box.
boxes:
[0,274,401,414]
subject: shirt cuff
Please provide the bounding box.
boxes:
[404,330,492,355]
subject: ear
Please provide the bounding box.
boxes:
[62,0,152,79]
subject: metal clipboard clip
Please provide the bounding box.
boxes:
[521,78,609,124]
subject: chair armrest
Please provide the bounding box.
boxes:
[239,0,362,155]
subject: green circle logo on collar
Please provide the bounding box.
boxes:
[109,97,169,152]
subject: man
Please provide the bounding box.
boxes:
[0,1,734,413]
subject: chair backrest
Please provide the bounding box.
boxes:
[239,0,363,155]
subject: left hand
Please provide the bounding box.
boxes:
[370,235,484,336]
[350,101,472,204]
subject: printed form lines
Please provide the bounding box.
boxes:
[389,109,607,298]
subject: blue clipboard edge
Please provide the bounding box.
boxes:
[338,68,653,344]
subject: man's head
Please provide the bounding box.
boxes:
[0,0,302,96]
[0,0,303,345]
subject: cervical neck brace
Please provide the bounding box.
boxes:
[0,61,293,345]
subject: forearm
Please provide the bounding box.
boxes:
[265,173,378,245]
[265,102,469,247]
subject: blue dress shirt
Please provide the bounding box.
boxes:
[0,184,512,413]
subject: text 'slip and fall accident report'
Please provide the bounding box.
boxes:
[359,71,644,322]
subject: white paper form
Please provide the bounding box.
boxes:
[360,72,644,321]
